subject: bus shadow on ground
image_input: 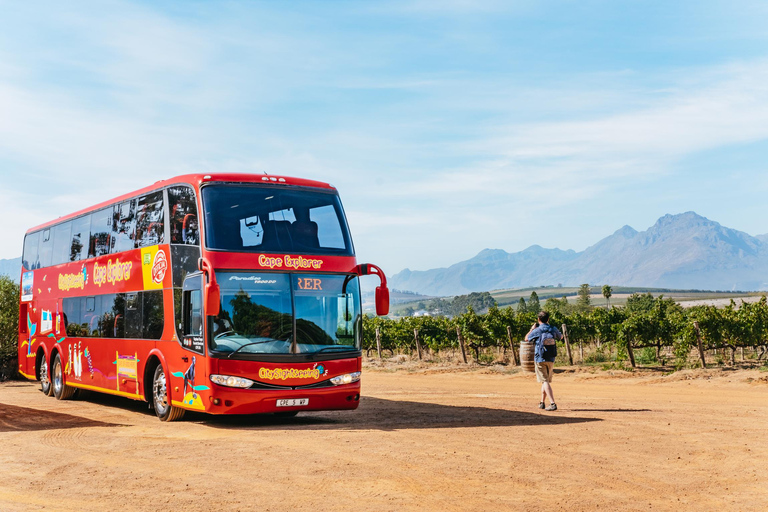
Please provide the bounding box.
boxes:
[0,403,121,432]
[196,397,602,431]
[570,408,651,413]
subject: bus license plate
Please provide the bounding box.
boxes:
[276,398,309,407]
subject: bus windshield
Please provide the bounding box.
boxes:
[201,184,353,255]
[211,272,361,356]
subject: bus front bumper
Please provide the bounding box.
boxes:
[195,382,362,415]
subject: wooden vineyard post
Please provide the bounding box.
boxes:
[579,338,584,363]
[414,329,423,361]
[693,321,707,368]
[506,326,518,366]
[375,326,382,359]
[456,326,468,364]
[561,324,574,365]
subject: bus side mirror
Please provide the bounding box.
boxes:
[358,263,389,317]
[375,286,389,316]
[205,282,221,317]
[199,257,221,317]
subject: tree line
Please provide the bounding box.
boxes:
[364,290,768,369]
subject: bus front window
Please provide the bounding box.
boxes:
[211,272,361,357]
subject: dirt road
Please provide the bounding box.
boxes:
[1,366,767,511]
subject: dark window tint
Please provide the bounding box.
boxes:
[170,245,201,288]
[63,291,161,340]
[51,222,72,266]
[112,199,137,253]
[143,291,164,339]
[168,186,199,245]
[96,294,116,339]
[70,216,90,262]
[23,232,40,270]
[89,208,112,258]
[184,289,203,337]
[135,191,165,248]
[202,185,353,255]
[38,229,53,268]
[125,293,141,338]
[63,297,87,337]
[113,293,126,338]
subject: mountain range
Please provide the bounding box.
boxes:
[0,257,20,280]
[390,212,768,296]
[4,212,767,296]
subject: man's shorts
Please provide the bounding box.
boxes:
[535,361,554,383]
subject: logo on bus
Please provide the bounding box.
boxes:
[257,254,323,270]
[151,250,167,284]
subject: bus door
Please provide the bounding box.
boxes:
[181,273,205,355]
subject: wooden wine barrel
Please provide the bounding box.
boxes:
[519,341,535,373]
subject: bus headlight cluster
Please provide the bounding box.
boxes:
[330,372,361,386]
[210,374,254,388]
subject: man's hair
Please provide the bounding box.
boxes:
[538,311,550,323]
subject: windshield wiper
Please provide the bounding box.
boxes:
[309,346,357,358]
[226,339,284,359]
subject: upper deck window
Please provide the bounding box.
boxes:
[201,184,353,255]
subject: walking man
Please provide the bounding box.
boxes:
[525,311,562,411]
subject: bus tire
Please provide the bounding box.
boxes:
[152,364,185,422]
[52,353,76,400]
[39,354,54,397]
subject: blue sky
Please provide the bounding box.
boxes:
[1,0,768,276]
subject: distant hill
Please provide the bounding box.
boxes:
[390,212,768,296]
[0,257,21,281]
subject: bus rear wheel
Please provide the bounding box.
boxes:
[39,356,54,397]
[52,353,75,400]
[152,364,185,422]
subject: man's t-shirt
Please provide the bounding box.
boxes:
[528,323,562,363]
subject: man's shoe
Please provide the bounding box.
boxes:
[545,403,557,411]
[538,402,545,409]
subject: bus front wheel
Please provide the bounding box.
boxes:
[52,353,75,400]
[152,364,185,422]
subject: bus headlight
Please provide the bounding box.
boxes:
[210,374,254,388]
[330,372,361,386]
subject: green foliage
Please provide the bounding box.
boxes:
[602,285,613,306]
[425,292,496,317]
[364,292,768,370]
[0,276,20,380]
[528,291,540,314]
[576,284,592,311]
[0,276,19,352]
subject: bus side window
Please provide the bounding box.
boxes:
[63,297,85,337]
[23,232,40,270]
[112,200,137,253]
[89,207,112,258]
[135,191,165,248]
[113,294,126,338]
[168,186,199,245]
[185,290,203,336]
[125,293,142,338]
[38,228,53,268]
[51,221,72,266]
[143,291,164,340]
[98,294,117,339]
[70,215,90,262]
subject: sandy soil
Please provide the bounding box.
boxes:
[1,365,767,512]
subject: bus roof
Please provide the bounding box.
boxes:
[25,173,337,234]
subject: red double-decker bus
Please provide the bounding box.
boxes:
[18,174,389,421]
